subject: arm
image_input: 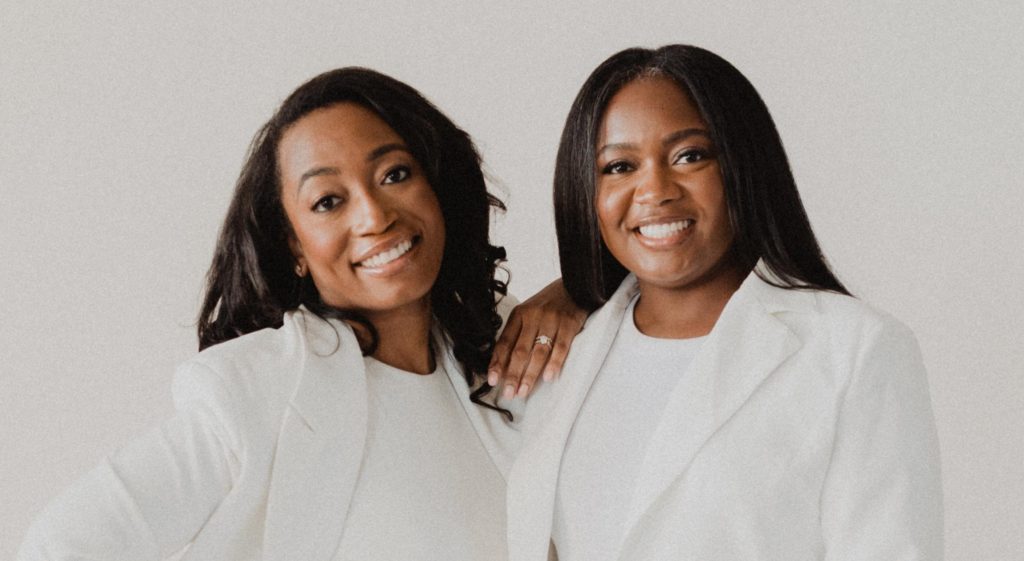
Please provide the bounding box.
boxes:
[18,362,239,561]
[820,316,944,560]
[488,278,588,399]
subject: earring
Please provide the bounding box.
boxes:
[294,262,307,277]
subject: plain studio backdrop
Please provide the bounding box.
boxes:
[1,1,1021,559]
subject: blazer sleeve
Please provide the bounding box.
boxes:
[18,361,241,561]
[820,316,944,560]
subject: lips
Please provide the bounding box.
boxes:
[355,237,416,268]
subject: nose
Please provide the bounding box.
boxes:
[351,187,397,235]
[633,164,682,206]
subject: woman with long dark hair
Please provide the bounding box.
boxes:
[507,45,942,560]
[19,67,581,561]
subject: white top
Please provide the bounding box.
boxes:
[552,295,705,561]
[334,356,507,561]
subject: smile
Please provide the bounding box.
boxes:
[357,238,415,268]
[637,219,694,239]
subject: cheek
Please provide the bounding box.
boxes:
[594,196,615,248]
[595,185,627,236]
[405,185,446,277]
[595,188,633,267]
[292,221,350,267]
[702,182,734,249]
[418,189,446,244]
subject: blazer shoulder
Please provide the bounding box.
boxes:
[189,309,350,380]
[745,269,907,336]
[173,310,357,435]
[811,290,914,340]
[785,290,924,389]
[754,280,919,367]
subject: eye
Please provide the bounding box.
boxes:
[312,195,343,213]
[601,160,635,175]
[674,148,710,165]
[382,165,411,184]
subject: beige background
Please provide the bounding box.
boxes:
[2,1,1021,559]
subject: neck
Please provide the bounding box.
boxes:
[363,298,435,375]
[633,262,747,339]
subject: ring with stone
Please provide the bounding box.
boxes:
[534,335,554,348]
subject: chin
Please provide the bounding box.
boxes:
[631,262,699,286]
[637,275,700,291]
[631,260,713,290]
[370,285,434,311]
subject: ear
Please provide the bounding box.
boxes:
[287,233,308,276]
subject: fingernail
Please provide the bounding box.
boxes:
[517,384,530,398]
[543,370,553,382]
[503,385,515,400]
[487,370,498,386]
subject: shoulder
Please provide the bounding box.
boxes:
[183,311,305,388]
[574,274,638,335]
[746,277,923,378]
[745,273,912,340]
[172,310,361,431]
[808,289,917,355]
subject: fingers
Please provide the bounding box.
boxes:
[518,311,578,396]
[488,278,590,400]
[541,308,586,381]
[516,326,560,398]
[500,316,541,400]
[507,314,562,399]
[540,327,573,382]
[488,310,523,387]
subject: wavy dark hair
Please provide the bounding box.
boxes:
[554,44,849,310]
[197,67,509,414]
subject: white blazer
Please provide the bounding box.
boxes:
[507,270,943,561]
[19,301,522,561]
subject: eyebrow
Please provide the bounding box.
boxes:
[295,142,411,195]
[596,128,711,157]
[367,142,408,163]
[297,166,341,193]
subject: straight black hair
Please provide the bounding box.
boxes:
[554,44,849,310]
[197,67,509,414]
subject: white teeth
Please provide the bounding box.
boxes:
[638,220,692,239]
[360,239,413,268]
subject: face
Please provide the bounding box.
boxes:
[277,102,445,322]
[595,76,737,293]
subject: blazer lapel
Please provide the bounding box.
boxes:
[507,278,638,561]
[622,273,803,534]
[263,313,368,561]
[436,330,522,480]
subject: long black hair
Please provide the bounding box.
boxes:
[554,44,849,310]
[197,67,508,412]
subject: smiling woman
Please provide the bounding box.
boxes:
[18,67,584,561]
[507,45,943,561]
